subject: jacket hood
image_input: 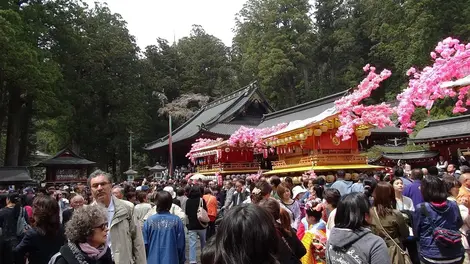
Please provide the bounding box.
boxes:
[328,227,371,248]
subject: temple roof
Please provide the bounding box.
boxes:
[258,91,346,128]
[144,82,273,151]
[0,167,33,182]
[381,150,440,160]
[412,115,470,143]
[38,148,96,166]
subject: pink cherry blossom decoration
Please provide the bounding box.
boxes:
[334,65,395,140]
[397,37,470,132]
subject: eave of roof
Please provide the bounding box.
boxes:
[411,115,470,142]
[381,150,439,160]
[0,167,33,182]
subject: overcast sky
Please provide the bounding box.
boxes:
[84,0,247,49]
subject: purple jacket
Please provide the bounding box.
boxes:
[403,180,424,207]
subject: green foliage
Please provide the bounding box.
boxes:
[2,0,470,170]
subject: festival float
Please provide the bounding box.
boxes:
[261,65,397,183]
[261,107,383,184]
[185,138,262,183]
[185,124,288,182]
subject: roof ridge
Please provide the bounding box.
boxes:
[382,150,438,154]
[427,114,470,127]
[206,83,260,125]
[262,90,347,120]
[204,82,256,110]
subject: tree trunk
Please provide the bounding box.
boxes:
[18,96,33,166]
[0,69,7,161]
[4,86,22,166]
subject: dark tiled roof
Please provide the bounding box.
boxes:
[145,83,273,150]
[0,167,33,182]
[208,123,256,135]
[257,91,347,128]
[38,148,96,166]
[412,115,470,142]
[381,151,439,160]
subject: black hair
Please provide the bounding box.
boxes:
[211,204,279,264]
[363,176,377,198]
[421,175,447,203]
[201,236,216,264]
[155,191,173,212]
[324,188,341,208]
[336,170,345,178]
[427,166,439,176]
[394,167,404,177]
[306,205,323,222]
[270,176,281,187]
[204,188,212,195]
[188,186,201,199]
[3,192,22,234]
[335,192,371,230]
[442,175,461,195]
[374,171,384,181]
[411,169,423,181]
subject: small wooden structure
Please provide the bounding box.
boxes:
[262,107,382,183]
[37,148,96,184]
[0,167,33,186]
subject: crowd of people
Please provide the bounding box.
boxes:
[0,161,469,264]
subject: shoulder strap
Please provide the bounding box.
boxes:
[420,203,438,230]
[48,252,61,264]
[372,208,406,253]
[199,198,203,208]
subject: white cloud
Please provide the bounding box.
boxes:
[84,0,247,48]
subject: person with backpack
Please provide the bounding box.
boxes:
[49,204,112,264]
[413,175,465,264]
[0,192,29,264]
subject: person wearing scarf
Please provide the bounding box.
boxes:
[53,204,113,264]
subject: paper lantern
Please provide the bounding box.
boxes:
[320,125,328,132]
[327,122,334,130]
[314,129,322,137]
[345,173,352,180]
[326,175,335,183]
[335,119,341,128]
[357,136,365,141]
[295,134,300,140]
[289,136,294,142]
[299,133,305,140]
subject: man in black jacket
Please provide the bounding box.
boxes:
[230,179,250,208]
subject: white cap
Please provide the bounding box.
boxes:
[292,186,307,200]
[163,186,176,199]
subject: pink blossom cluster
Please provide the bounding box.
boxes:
[334,65,395,140]
[185,137,224,159]
[302,169,317,179]
[228,123,288,148]
[397,37,470,132]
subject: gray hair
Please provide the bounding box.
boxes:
[65,204,107,243]
[70,194,84,203]
[88,169,113,186]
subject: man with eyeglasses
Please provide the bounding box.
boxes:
[89,169,146,264]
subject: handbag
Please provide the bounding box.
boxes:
[197,198,210,228]
[373,208,412,264]
[420,204,463,247]
[16,207,31,237]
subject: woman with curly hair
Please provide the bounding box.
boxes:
[15,195,65,264]
[49,204,112,264]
